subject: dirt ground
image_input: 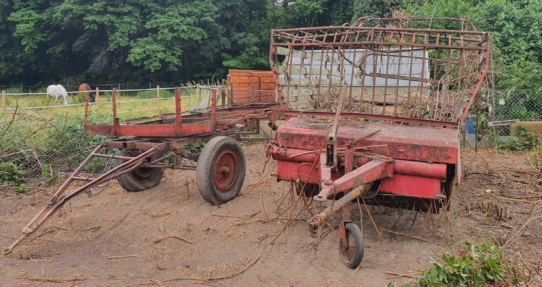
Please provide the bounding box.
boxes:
[1,143,541,287]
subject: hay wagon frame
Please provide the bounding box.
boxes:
[265,17,490,268]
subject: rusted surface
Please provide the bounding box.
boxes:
[308,184,370,234]
[213,150,239,193]
[315,159,391,201]
[84,85,283,138]
[270,18,490,123]
[274,117,459,164]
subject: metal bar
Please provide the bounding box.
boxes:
[284,111,459,128]
[461,47,490,122]
[349,32,360,105]
[308,184,370,234]
[72,176,98,181]
[3,146,157,255]
[273,25,487,35]
[273,42,487,51]
[314,159,391,200]
[211,89,217,130]
[393,35,404,116]
[175,87,182,136]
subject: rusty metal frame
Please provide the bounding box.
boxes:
[270,18,490,123]
[3,144,158,255]
[84,87,285,138]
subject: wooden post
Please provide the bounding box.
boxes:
[112,88,117,119]
[1,90,6,114]
[156,85,160,114]
[95,87,100,110]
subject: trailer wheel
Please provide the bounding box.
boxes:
[340,222,364,269]
[196,136,246,205]
[116,150,164,192]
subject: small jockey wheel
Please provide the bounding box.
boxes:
[339,222,364,269]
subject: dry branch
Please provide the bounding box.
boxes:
[105,254,138,259]
[503,215,542,248]
[153,235,194,245]
[95,213,129,239]
[22,274,86,283]
[384,271,422,279]
[165,256,260,283]
[380,228,433,244]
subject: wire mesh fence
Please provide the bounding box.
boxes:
[489,90,542,136]
[463,89,542,149]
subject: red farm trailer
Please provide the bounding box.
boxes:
[265,17,490,268]
[3,85,284,255]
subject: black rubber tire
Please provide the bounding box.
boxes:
[340,223,365,269]
[116,150,164,192]
[196,136,246,205]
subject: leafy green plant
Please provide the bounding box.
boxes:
[40,163,58,185]
[388,241,520,287]
[499,126,539,151]
[0,161,26,193]
[186,142,206,154]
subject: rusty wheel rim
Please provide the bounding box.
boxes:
[340,231,357,264]
[213,150,239,193]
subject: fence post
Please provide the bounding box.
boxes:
[95,87,100,110]
[1,90,6,114]
[156,85,160,114]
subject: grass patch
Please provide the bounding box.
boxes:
[3,89,206,123]
[136,89,174,99]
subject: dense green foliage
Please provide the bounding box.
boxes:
[404,0,542,91]
[0,161,26,192]
[0,0,356,86]
[0,0,541,91]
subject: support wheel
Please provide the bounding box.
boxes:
[116,150,164,192]
[196,136,246,205]
[340,222,364,269]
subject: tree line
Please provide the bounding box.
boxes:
[0,0,540,91]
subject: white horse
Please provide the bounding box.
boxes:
[46,84,69,105]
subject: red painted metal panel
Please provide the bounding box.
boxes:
[379,174,442,199]
[276,161,322,184]
[275,117,459,164]
[268,145,448,179]
[331,159,392,195]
